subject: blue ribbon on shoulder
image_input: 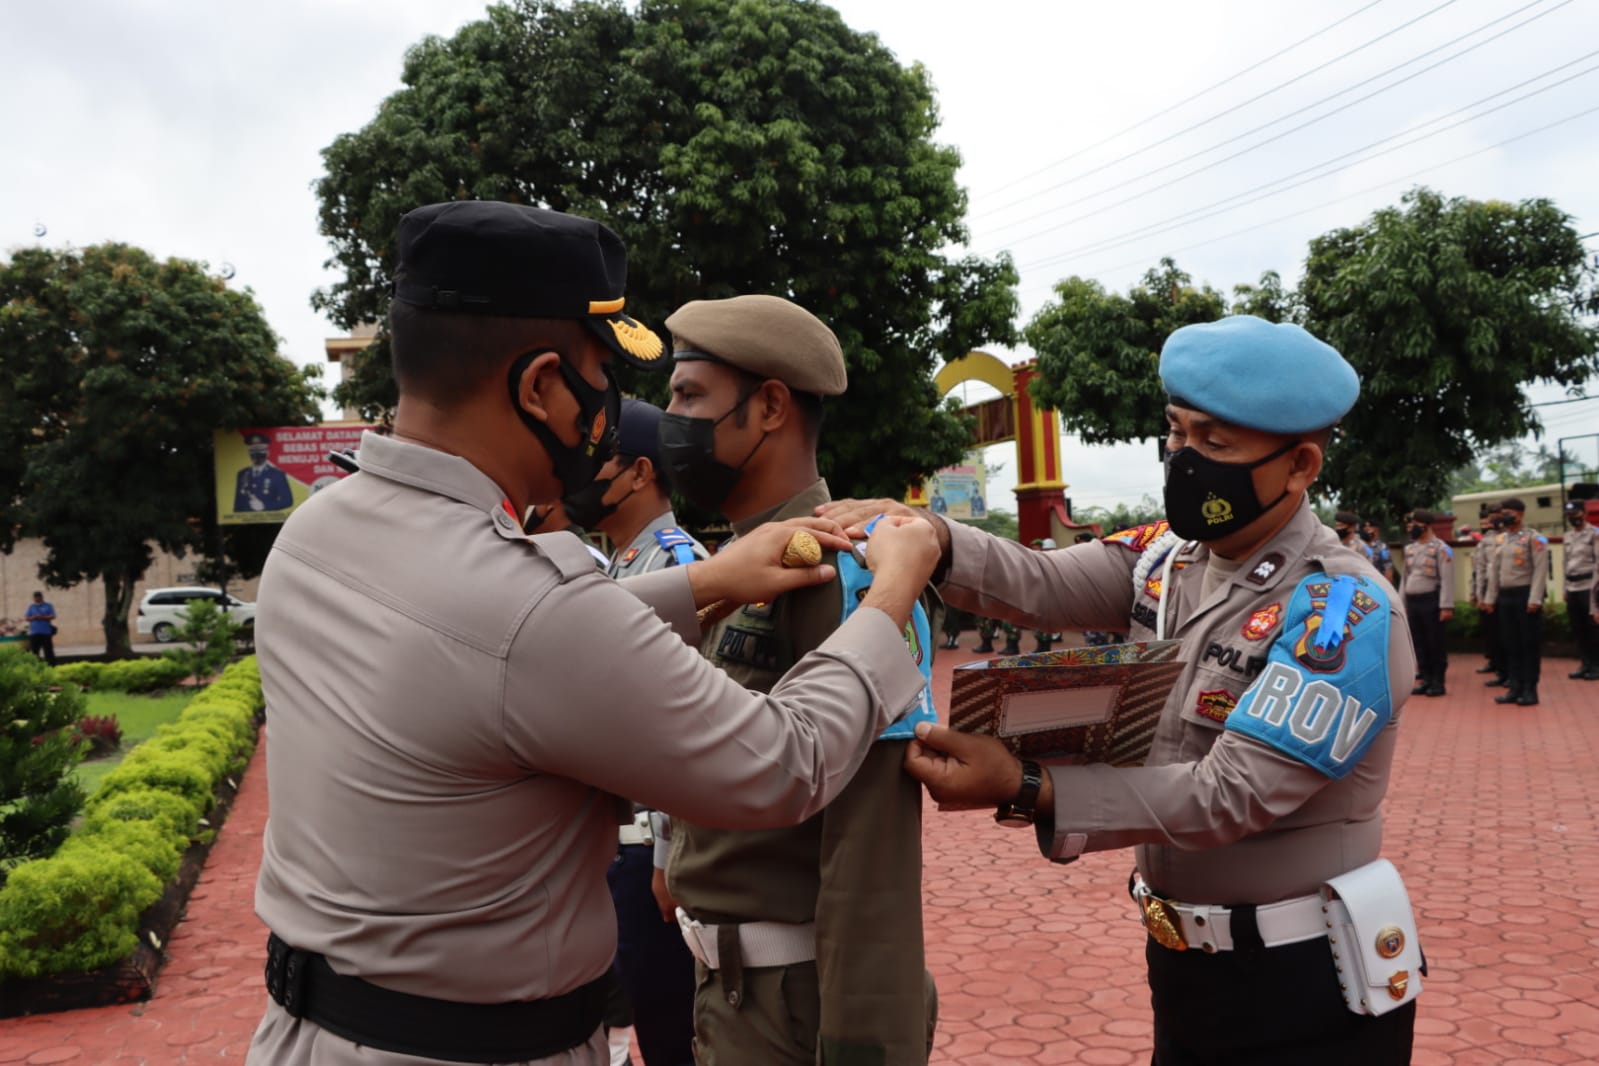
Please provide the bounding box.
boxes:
[1313,574,1358,650]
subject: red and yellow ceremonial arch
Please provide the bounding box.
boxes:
[907,351,1095,545]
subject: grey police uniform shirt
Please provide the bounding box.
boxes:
[1565,522,1597,594]
[608,510,708,580]
[247,432,924,1066]
[1401,537,1454,610]
[1485,526,1550,607]
[939,499,1415,905]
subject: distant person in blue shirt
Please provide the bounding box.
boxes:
[25,591,57,666]
[234,432,294,513]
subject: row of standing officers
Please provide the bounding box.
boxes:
[248,201,1424,1066]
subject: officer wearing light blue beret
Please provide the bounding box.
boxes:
[824,314,1421,1065]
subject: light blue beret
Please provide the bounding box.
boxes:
[1159,316,1359,434]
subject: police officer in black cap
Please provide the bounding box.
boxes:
[246,201,939,1066]
[1563,499,1599,680]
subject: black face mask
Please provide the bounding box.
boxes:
[657,388,766,513]
[1407,523,1425,540]
[562,474,637,530]
[1358,528,1376,543]
[507,352,620,498]
[1336,526,1352,539]
[1163,441,1297,542]
[1571,515,1587,528]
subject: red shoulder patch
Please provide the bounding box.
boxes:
[620,547,641,565]
[1103,520,1170,553]
[1241,602,1282,641]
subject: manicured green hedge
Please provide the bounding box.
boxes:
[51,658,190,694]
[0,658,262,979]
[1448,599,1573,643]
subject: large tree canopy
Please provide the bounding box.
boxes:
[1300,188,1599,519]
[0,244,322,656]
[1024,259,1226,445]
[1025,189,1599,523]
[314,0,1017,498]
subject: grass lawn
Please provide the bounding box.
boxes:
[73,689,195,798]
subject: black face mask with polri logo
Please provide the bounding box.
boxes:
[1162,441,1298,542]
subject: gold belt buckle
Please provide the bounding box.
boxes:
[1141,895,1188,951]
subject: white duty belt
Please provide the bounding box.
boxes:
[675,908,816,970]
[617,810,653,846]
[1131,872,1327,953]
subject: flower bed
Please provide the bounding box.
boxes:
[0,658,263,1015]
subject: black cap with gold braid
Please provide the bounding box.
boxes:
[393,200,667,370]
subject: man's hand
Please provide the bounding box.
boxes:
[818,497,951,570]
[684,517,849,610]
[1528,602,1542,614]
[857,516,942,629]
[1440,608,1454,623]
[650,867,676,924]
[815,497,922,531]
[1482,603,1495,614]
[903,722,1053,812]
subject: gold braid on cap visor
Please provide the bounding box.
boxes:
[607,313,666,362]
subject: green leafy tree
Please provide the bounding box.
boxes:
[161,598,240,685]
[0,648,87,878]
[1442,443,1574,503]
[312,0,1018,498]
[1025,259,1225,445]
[1302,188,1599,520]
[0,245,323,658]
[1072,494,1166,533]
[967,508,1019,542]
[1230,270,1302,324]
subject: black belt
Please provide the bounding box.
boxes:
[264,932,604,1063]
[1568,571,1593,583]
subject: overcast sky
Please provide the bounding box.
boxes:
[5,0,1598,511]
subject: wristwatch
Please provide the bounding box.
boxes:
[994,759,1044,828]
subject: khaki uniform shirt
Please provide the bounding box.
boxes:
[1485,526,1550,608]
[940,499,1414,904]
[1564,523,1598,594]
[247,436,924,1066]
[1341,534,1374,563]
[608,510,708,579]
[668,480,930,1065]
[1401,537,1454,610]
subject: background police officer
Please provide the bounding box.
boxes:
[1335,510,1374,562]
[1401,509,1454,697]
[1563,500,1598,680]
[660,294,936,1066]
[1483,497,1549,706]
[825,315,1419,1065]
[561,397,705,1066]
[246,202,940,1066]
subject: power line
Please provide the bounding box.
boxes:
[1017,101,1599,294]
[974,0,1390,203]
[1531,395,1599,407]
[1017,48,1599,272]
[983,0,1571,245]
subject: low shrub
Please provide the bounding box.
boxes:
[52,659,189,694]
[74,715,123,758]
[0,657,262,980]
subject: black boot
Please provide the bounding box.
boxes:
[1571,665,1592,679]
[972,640,994,653]
[1484,675,1509,688]
[1034,637,1053,653]
[1475,663,1498,674]
[1517,687,1539,706]
[1411,682,1429,696]
[1000,639,1021,656]
[1494,686,1522,705]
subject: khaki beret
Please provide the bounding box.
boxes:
[665,295,847,397]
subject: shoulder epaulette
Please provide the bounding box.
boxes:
[654,526,701,567]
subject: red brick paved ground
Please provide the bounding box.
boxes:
[3,646,1597,1064]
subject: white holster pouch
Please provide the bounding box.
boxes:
[1321,859,1423,1016]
